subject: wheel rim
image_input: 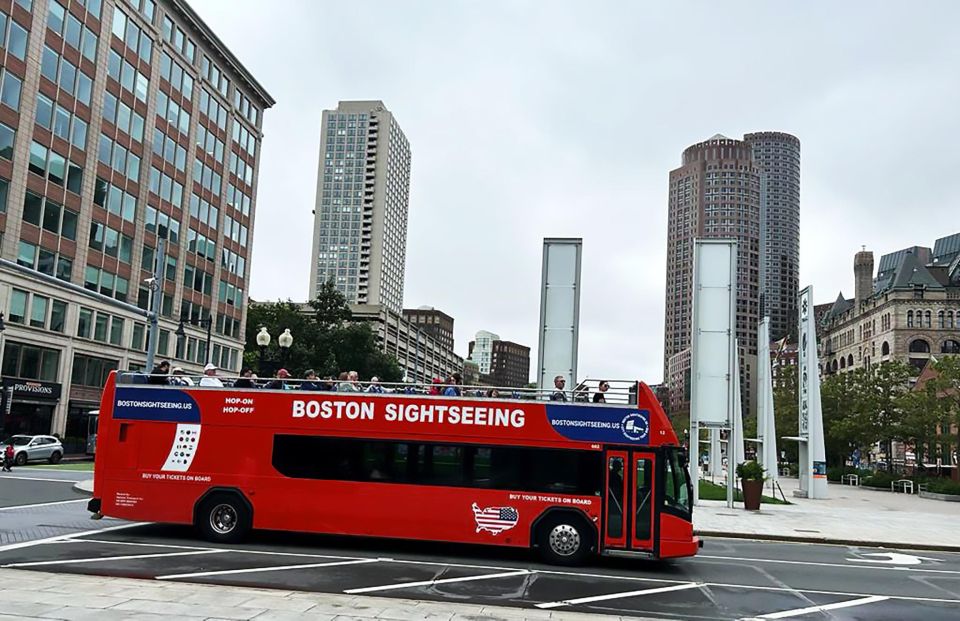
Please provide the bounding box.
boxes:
[209,503,238,534]
[548,524,581,557]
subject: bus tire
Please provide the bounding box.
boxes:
[535,512,594,566]
[49,451,62,464]
[196,492,251,543]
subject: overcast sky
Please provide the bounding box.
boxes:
[195,0,960,383]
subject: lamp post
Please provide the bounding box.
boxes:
[256,327,271,376]
[177,316,214,364]
[278,328,293,369]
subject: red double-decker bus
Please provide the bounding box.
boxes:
[88,373,699,564]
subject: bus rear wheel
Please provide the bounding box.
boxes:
[196,493,251,544]
[536,514,593,565]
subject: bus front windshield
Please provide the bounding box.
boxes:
[664,447,692,515]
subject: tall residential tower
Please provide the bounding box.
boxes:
[745,132,800,340]
[309,101,411,314]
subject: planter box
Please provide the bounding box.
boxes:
[919,490,960,502]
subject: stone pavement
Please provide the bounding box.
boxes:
[0,568,657,621]
[694,475,960,550]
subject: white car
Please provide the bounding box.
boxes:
[3,435,64,466]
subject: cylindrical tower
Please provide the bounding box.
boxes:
[744,132,801,341]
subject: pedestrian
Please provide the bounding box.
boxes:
[148,360,171,385]
[265,368,291,390]
[443,373,462,397]
[170,367,195,386]
[366,376,385,394]
[233,368,257,389]
[199,363,224,387]
[549,375,567,401]
[593,380,609,403]
[2,441,13,472]
[301,369,321,391]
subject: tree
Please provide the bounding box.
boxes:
[773,362,799,464]
[243,283,404,382]
[927,356,960,470]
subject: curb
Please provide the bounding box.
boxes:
[73,479,93,496]
[696,530,960,553]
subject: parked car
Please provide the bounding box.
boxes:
[2,435,63,466]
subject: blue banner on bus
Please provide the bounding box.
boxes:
[546,405,650,445]
[114,388,201,424]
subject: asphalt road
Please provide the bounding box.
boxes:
[2,476,959,619]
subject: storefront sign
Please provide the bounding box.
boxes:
[1,378,62,401]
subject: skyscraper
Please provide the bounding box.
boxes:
[309,101,411,314]
[663,135,761,375]
[745,132,800,340]
[663,135,761,413]
[0,0,273,445]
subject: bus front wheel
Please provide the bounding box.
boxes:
[196,493,251,543]
[536,513,593,565]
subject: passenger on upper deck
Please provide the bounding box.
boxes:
[170,367,194,386]
[148,361,170,385]
[443,373,462,397]
[199,363,224,387]
[549,375,567,402]
[366,377,385,393]
[300,369,321,391]
[338,371,362,392]
[264,369,290,390]
[233,368,257,389]
[593,380,609,403]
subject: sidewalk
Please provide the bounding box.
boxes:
[694,475,960,550]
[0,568,655,621]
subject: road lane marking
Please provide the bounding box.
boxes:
[0,499,87,511]
[345,569,531,594]
[157,557,379,580]
[2,549,224,568]
[694,554,960,576]
[755,595,889,619]
[536,582,702,609]
[68,538,370,560]
[0,521,147,556]
[0,474,83,483]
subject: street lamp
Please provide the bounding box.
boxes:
[278,328,293,368]
[177,316,214,364]
[256,327,271,375]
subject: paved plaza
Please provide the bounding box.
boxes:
[694,475,960,550]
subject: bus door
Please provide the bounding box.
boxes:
[603,450,656,553]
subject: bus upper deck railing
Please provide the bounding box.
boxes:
[115,373,645,405]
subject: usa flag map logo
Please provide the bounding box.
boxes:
[472,503,519,535]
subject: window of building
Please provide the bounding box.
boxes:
[0,122,14,160]
[16,240,73,281]
[101,91,145,142]
[2,13,28,61]
[22,191,78,240]
[93,178,137,222]
[111,5,151,63]
[0,68,22,111]
[1,341,60,382]
[27,141,83,192]
[106,48,148,103]
[40,46,93,105]
[71,354,118,387]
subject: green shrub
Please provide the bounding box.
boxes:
[925,480,960,496]
[736,460,766,481]
[861,471,898,489]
